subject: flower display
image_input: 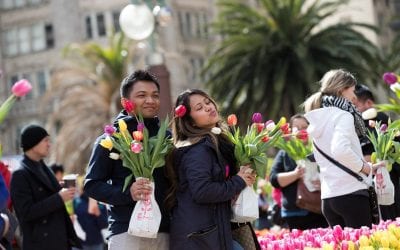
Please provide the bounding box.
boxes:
[257,219,400,249]
[225,113,283,177]
[100,100,173,191]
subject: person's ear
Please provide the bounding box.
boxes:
[120,97,126,107]
[366,99,374,108]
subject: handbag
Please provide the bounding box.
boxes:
[295,179,322,214]
[0,208,18,249]
[313,143,380,224]
[231,222,261,250]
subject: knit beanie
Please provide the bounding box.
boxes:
[20,125,49,152]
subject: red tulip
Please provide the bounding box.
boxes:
[296,129,308,142]
[11,79,32,97]
[262,136,269,142]
[280,123,290,134]
[254,123,264,133]
[383,72,398,85]
[122,98,135,113]
[132,131,144,141]
[227,114,238,126]
[175,105,186,117]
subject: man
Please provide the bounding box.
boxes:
[84,70,169,250]
[10,125,81,250]
[354,84,400,221]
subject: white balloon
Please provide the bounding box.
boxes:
[119,4,155,41]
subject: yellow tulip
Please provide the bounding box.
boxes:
[381,236,390,248]
[279,116,287,124]
[322,243,334,250]
[118,119,127,132]
[359,235,370,247]
[100,136,113,150]
[347,241,355,250]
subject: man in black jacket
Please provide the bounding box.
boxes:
[10,125,81,250]
[84,70,169,250]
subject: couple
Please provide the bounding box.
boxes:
[84,70,259,250]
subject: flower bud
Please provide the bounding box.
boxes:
[227,114,237,126]
[12,79,32,97]
[383,72,398,85]
[175,105,187,117]
[252,112,262,123]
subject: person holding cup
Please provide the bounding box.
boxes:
[10,125,81,250]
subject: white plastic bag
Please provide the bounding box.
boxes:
[231,186,259,223]
[374,166,394,205]
[296,159,320,192]
[128,181,161,238]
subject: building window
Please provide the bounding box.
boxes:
[45,24,54,48]
[112,11,121,32]
[97,13,106,37]
[189,57,204,83]
[85,16,93,39]
[2,23,53,57]
[178,11,209,40]
[37,71,47,95]
[9,75,19,90]
[0,0,43,9]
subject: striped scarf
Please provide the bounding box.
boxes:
[321,95,367,137]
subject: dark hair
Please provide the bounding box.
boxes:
[164,89,233,211]
[49,163,64,174]
[120,70,160,98]
[289,114,309,128]
[354,84,374,102]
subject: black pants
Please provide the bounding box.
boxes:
[322,192,372,228]
[285,212,328,230]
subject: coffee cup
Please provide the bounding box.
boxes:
[63,174,78,188]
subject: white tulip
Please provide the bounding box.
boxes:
[362,108,377,120]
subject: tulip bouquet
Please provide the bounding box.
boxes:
[275,125,313,162]
[225,113,283,177]
[0,78,32,158]
[99,99,173,192]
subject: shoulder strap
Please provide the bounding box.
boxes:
[313,142,364,182]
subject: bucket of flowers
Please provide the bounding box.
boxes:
[99,99,173,238]
[225,112,283,223]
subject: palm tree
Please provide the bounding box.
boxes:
[204,0,379,122]
[42,32,135,174]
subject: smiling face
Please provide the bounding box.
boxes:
[188,94,219,129]
[128,81,160,118]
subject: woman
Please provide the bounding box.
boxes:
[269,114,328,230]
[303,69,376,228]
[165,89,256,250]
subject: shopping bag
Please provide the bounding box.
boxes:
[231,186,259,223]
[128,181,161,238]
[374,166,394,205]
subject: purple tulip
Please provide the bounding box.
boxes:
[104,125,116,135]
[383,72,398,85]
[380,123,388,132]
[252,112,262,123]
[137,122,145,132]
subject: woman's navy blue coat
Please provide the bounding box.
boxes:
[170,137,246,250]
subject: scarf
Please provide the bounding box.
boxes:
[321,95,367,137]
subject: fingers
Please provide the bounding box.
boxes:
[130,179,152,201]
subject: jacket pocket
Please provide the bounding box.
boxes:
[187,224,219,249]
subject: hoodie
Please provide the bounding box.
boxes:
[84,110,170,237]
[305,107,368,199]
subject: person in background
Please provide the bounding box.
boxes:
[354,83,400,220]
[50,163,65,183]
[84,70,170,250]
[304,69,382,228]
[10,124,81,250]
[165,89,257,250]
[0,174,12,250]
[255,179,272,230]
[74,177,107,250]
[269,114,328,230]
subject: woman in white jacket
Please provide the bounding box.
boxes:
[303,69,375,228]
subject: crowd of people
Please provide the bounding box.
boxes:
[0,68,399,249]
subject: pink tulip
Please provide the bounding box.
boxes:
[383,72,398,85]
[11,79,32,97]
[104,125,116,135]
[137,122,145,132]
[252,112,263,123]
[131,142,142,153]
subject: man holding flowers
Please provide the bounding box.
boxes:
[84,70,170,250]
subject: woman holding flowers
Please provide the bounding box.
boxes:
[304,69,381,228]
[269,114,328,230]
[165,89,257,250]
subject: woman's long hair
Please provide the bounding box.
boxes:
[303,69,357,112]
[164,89,233,211]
